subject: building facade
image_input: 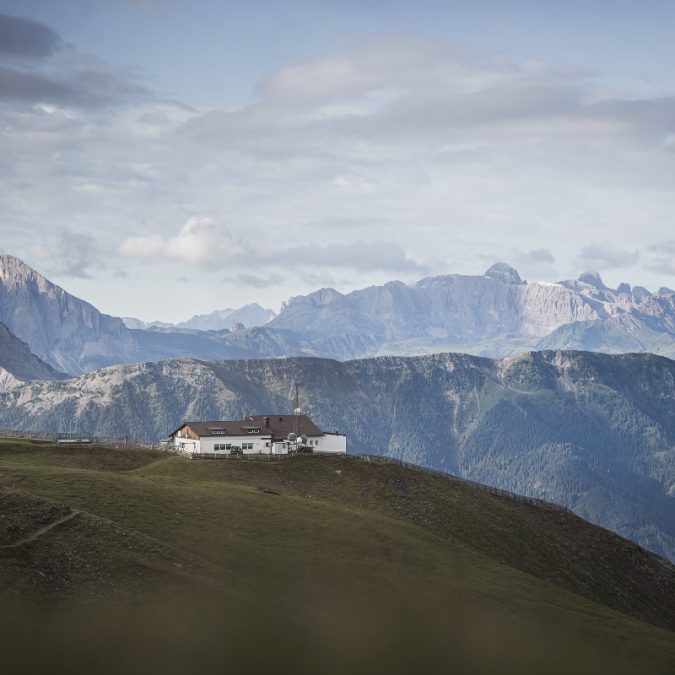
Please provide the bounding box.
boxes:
[169,414,346,456]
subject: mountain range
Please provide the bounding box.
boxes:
[2,349,674,564]
[267,263,675,359]
[122,303,276,332]
[1,255,674,376]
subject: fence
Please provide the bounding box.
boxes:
[181,451,292,461]
[0,429,162,449]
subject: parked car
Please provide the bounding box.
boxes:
[229,446,243,455]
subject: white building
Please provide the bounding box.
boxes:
[169,413,347,456]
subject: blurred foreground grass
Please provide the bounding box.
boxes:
[1,439,674,674]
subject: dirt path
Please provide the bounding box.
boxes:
[0,510,79,549]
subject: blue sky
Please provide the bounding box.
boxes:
[1,0,674,320]
[12,1,675,105]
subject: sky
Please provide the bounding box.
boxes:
[1,0,674,322]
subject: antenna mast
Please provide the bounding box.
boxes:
[293,381,303,437]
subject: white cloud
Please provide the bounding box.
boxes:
[118,216,248,264]
[119,217,425,275]
[257,37,451,106]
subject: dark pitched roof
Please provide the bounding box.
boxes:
[170,414,323,440]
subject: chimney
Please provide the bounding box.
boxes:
[264,416,270,428]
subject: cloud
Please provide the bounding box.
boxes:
[0,65,77,103]
[0,64,149,107]
[3,31,675,317]
[258,36,453,106]
[0,13,148,108]
[644,240,675,276]
[515,248,555,265]
[29,230,103,278]
[265,241,428,274]
[233,272,285,288]
[576,243,639,270]
[508,247,557,279]
[118,216,249,264]
[0,13,61,58]
[648,240,675,255]
[120,217,425,276]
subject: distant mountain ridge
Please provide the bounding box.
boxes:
[2,254,674,375]
[2,349,675,563]
[122,303,276,332]
[177,303,276,330]
[267,262,675,358]
[0,322,65,391]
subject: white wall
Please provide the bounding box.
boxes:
[173,432,346,455]
[272,441,290,455]
[200,435,272,454]
[312,434,347,454]
[174,437,200,453]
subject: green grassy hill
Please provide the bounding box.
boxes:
[1,439,674,675]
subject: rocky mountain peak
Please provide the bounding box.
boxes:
[308,287,344,306]
[484,263,523,285]
[0,255,47,288]
[632,286,652,303]
[577,271,606,290]
[0,255,136,374]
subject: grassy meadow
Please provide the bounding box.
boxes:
[0,438,674,674]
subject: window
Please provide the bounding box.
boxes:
[265,442,270,447]
[247,428,260,434]
[242,443,254,450]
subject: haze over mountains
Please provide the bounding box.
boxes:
[1,255,675,377]
[122,303,276,332]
